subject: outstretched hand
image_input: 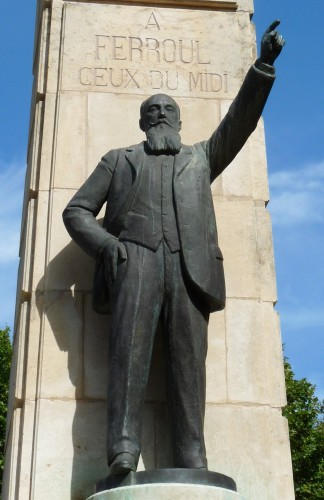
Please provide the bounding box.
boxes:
[260,20,285,66]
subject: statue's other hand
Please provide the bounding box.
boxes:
[260,20,285,66]
[102,239,127,283]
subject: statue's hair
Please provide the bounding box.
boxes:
[140,94,180,120]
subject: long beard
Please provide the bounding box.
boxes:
[146,123,182,154]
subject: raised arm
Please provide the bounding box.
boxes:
[208,20,285,182]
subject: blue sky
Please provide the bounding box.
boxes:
[0,1,323,397]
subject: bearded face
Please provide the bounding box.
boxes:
[140,94,182,155]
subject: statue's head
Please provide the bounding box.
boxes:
[139,94,181,132]
[139,94,182,154]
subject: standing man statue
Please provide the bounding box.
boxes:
[63,21,285,476]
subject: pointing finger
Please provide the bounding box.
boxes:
[266,19,280,33]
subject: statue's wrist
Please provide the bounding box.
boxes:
[97,236,118,260]
[255,58,276,75]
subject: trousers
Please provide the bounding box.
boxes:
[106,240,209,468]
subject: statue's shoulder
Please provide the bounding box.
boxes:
[192,140,208,156]
[100,142,144,165]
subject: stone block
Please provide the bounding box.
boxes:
[23,296,42,402]
[237,0,253,13]
[270,311,287,405]
[10,291,84,403]
[60,3,252,99]
[225,298,286,405]
[215,199,259,299]
[30,399,107,500]
[87,93,145,173]
[46,1,66,94]
[38,92,57,190]
[32,190,50,291]
[177,96,220,147]
[270,413,295,498]
[43,188,95,291]
[34,6,50,97]
[53,92,87,188]
[206,310,227,403]
[220,141,252,199]
[255,204,277,302]
[8,400,172,499]
[215,199,277,301]
[250,119,269,202]
[7,302,30,421]
[7,295,42,405]
[39,290,83,399]
[204,404,295,500]
[17,198,36,297]
[219,105,269,202]
[27,100,44,194]
[2,409,22,500]
[4,402,36,500]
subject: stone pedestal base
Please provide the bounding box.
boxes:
[87,484,244,499]
[87,470,242,500]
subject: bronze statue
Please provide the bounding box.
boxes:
[63,21,285,476]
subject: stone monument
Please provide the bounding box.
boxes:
[3,1,295,499]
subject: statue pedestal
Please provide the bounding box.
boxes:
[87,469,243,500]
[87,484,244,499]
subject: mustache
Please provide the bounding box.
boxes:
[148,120,172,128]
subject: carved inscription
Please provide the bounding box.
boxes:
[94,35,210,64]
[76,13,229,94]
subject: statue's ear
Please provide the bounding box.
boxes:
[178,120,182,131]
[139,118,145,132]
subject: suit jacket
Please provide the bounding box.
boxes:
[63,61,275,313]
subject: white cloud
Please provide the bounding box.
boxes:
[269,160,324,226]
[0,160,25,263]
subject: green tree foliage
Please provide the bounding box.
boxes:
[284,357,324,499]
[0,327,12,492]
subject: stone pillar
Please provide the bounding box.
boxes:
[3,0,294,499]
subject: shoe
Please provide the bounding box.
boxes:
[109,452,137,475]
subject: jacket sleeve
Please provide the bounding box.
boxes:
[62,149,119,260]
[207,60,276,183]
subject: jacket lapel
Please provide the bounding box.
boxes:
[174,145,193,177]
[125,143,145,179]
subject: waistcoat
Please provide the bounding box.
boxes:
[119,152,180,251]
